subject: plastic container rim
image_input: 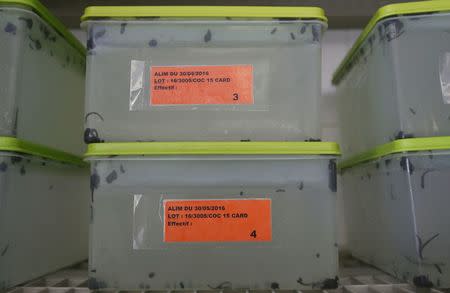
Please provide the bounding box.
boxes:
[81,6,327,22]
[0,137,86,167]
[84,141,341,158]
[338,137,450,170]
[332,0,450,85]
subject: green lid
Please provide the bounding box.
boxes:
[332,0,450,85]
[338,137,450,170]
[81,6,327,22]
[85,141,340,157]
[0,0,85,55]
[0,137,86,167]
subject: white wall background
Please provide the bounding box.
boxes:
[321,30,361,249]
[71,28,362,249]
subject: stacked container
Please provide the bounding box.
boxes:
[335,1,450,289]
[81,6,340,290]
[0,137,89,290]
[81,6,327,143]
[0,0,89,289]
[85,141,340,289]
[0,0,86,156]
[340,137,450,288]
[333,1,450,158]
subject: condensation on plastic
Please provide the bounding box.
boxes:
[439,52,450,104]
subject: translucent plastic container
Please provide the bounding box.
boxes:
[81,7,327,143]
[0,0,85,155]
[333,1,450,158]
[340,137,450,288]
[85,142,340,289]
[0,137,89,290]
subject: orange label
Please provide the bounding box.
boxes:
[150,65,254,105]
[164,199,271,242]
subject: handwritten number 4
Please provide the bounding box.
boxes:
[250,230,257,238]
[233,93,239,101]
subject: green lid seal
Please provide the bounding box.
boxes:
[81,6,327,22]
[339,137,450,170]
[85,141,340,157]
[0,137,86,166]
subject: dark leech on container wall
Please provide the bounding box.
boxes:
[84,128,104,144]
[148,39,158,47]
[328,160,337,192]
[300,24,307,34]
[120,23,127,34]
[39,23,50,39]
[85,111,104,123]
[322,277,339,290]
[389,184,396,200]
[417,233,440,260]
[90,170,100,201]
[420,168,435,189]
[10,156,22,165]
[106,170,118,183]
[305,138,321,142]
[1,244,9,257]
[383,19,404,42]
[28,36,41,50]
[413,275,434,288]
[0,161,7,172]
[204,29,212,42]
[395,130,414,140]
[400,157,415,174]
[18,17,32,29]
[4,22,17,35]
[312,24,321,42]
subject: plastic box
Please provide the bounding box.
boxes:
[0,0,85,155]
[85,142,340,289]
[0,137,89,290]
[340,137,450,288]
[333,1,450,158]
[81,7,327,143]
